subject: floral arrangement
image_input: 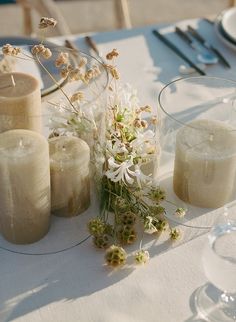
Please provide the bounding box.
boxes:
[1,17,185,268]
[85,50,185,267]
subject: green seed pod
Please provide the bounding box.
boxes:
[93,235,110,249]
[153,219,168,233]
[117,225,137,245]
[112,196,130,213]
[105,245,127,267]
[169,228,181,241]
[118,211,136,226]
[87,218,106,236]
[134,249,150,264]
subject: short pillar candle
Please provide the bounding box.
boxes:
[49,136,90,217]
[0,129,51,244]
[173,119,236,208]
[0,72,42,133]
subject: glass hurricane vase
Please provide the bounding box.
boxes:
[158,76,236,229]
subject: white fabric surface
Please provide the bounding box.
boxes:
[1,19,236,322]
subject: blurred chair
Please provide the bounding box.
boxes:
[127,0,234,27]
[16,0,131,36]
[0,0,234,37]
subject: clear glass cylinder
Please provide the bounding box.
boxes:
[0,45,108,253]
[158,76,236,209]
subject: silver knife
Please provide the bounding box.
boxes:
[187,25,231,69]
[152,29,206,75]
[175,26,218,64]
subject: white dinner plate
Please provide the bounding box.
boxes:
[214,14,236,51]
[0,36,72,97]
[221,7,236,42]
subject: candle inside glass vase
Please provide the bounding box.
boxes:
[173,119,236,208]
[0,129,51,244]
[0,72,41,133]
[49,136,90,217]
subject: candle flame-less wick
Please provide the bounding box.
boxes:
[209,133,214,142]
[19,138,24,148]
[11,75,16,87]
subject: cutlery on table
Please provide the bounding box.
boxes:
[64,39,81,65]
[203,18,214,25]
[85,36,99,57]
[187,25,231,69]
[175,26,218,65]
[64,39,80,53]
[152,29,206,75]
[84,36,104,63]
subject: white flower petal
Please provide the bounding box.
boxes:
[105,158,135,185]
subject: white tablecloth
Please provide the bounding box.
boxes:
[1,18,236,322]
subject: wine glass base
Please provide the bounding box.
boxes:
[195,283,236,321]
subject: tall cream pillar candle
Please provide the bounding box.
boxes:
[0,72,41,133]
[0,129,51,244]
[173,119,236,208]
[49,136,90,217]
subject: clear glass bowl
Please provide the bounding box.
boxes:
[158,76,236,229]
[0,45,109,255]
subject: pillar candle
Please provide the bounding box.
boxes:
[0,129,51,244]
[173,119,236,208]
[0,72,41,133]
[49,136,90,217]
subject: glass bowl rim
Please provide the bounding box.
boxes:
[158,76,236,129]
[41,46,110,98]
[0,42,110,98]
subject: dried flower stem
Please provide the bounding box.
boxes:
[35,54,75,110]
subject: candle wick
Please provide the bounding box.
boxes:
[19,138,24,148]
[11,75,16,87]
[209,133,214,142]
